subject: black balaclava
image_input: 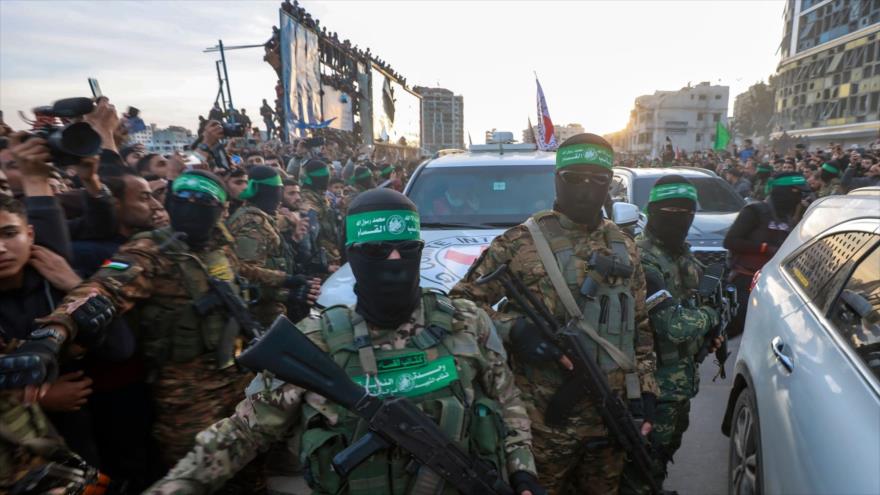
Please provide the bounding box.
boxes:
[349,165,375,189]
[346,188,422,328]
[167,170,227,250]
[767,172,808,219]
[240,165,283,215]
[645,175,697,253]
[301,158,330,191]
[553,133,615,229]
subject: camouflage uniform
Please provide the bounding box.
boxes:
[750,177,768,201]
[226,205,295,326]
[452,210,659,495]
[619,230,719,494]
[148,293,537,494]
[300,188,342,266]
[817,178,842,198]
[35,225,288,468]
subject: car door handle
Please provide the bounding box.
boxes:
[771,336,794,373]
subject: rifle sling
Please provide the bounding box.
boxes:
[524,218,636,371]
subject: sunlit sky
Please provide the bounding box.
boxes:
[0,0,784,141]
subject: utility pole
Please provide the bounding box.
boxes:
[203,40,265,122]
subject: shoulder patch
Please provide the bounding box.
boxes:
[100,259,130,271]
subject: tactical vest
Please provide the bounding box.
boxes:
[531,211,636,373]
[637,234,702,366]
[729,202,792,275]
[227,205,292,275]
[300,291,507,495]
[132,227,242,370]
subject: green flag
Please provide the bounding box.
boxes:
[714,121,730,151]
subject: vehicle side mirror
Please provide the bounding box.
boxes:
[612,202,640,227]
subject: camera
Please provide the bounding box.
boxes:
[26,97,102,166]
[222,122,244,137]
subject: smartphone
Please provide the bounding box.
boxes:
[88,78,103,98]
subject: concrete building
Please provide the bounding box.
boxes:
[128,125,153,148]
[611,82,730,157]
[771,0,880,147]
[521,122,583,145]
[147,125,194,153]
[413,86,464,153]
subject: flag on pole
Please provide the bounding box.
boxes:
[535,76,557,151]
[714,121,731,151]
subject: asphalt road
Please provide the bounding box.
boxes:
[268,337,743,495]
[666,336,741,495]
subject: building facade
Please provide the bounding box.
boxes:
[610,82,730,157]
[522,122,584,145]
[147,125,194,153]
[771,0,880,147]
[413,86,464,153]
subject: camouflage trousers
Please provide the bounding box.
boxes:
[619,399,691,495]
[151,358,254,467]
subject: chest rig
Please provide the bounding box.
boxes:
[133,227,242,371]
[637,235,703,366]
[300,291,507,495]
[527,212,638,376]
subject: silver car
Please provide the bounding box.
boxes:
[721,187,880,495]
[318,144,639,307]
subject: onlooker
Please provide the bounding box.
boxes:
[724,167,752,199]
[135,153,170,179]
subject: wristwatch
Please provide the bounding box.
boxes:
[29,327,67,345]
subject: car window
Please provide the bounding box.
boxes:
[784,231,879,313]
[408,165,555,227]
[610,176,628,203]
[828,244,880,380]
[631,176,745,212]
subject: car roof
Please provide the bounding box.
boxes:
[613,166,720,179]
[424,150,557,168]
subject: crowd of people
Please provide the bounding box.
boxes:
[0,89,877,495]
[0,96,415,494]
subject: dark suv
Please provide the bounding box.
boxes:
[610,167,745,266]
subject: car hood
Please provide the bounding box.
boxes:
[687,212,738,249]
[317,228,505,308]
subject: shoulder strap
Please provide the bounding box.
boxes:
[604,225,632,270]
[411,289,455,350]
[524,217,636,371]
[321,305,377,376]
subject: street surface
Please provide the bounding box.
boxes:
[666,336,740,495]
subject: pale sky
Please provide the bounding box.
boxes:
[0,0,785,141]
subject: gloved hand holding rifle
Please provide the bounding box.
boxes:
[694,263,738,381]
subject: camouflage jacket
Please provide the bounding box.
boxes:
[751,177,769,201]
[451,211,659,399]
[35,225,287,351]
[817,178,842,198]
[148,296,537,494]
[226,205,294,324]
[636,230,717,402]
[299,187,342,266]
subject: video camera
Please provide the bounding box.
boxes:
[222,122,244,138]
[26,97,102,166]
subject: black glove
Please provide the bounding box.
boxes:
[71,294,116,347]
[629,392,657,425]
[509,317,562,364]
[283,275,309,290]
[510,470,546,495]
[645,270,675,314]
[0,337,60,389]
[287,283,313,305]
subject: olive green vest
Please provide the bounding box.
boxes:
[532,212,636,373]
[636,233,702,366]
[132,227,242,370]
[300,291,507,495]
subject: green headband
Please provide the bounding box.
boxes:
[556,143,614,170]
[765,174,807,193]
[757,164,774,173]
[380,165,394,176]
[172,174,227,203]
[347,170,373,185]
[238,175,283,200]
[301,166,329,186]
[648,183,698,204]
[821,163,840,175]
[345,209,420,245]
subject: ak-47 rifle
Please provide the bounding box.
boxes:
[236,316,514,495]
[476,264,664,495]
[694,263,738,381]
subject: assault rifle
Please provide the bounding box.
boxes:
[694,263,737,381]
[193,277,264,341]
[236,316,514,495]
[476,264,663,495]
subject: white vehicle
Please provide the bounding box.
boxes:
[318,143,639,307]
[722,187,880,495]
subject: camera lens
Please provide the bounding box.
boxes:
[52,122,102,157]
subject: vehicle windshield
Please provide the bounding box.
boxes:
[631,176,745,212]
[408,164,555,228]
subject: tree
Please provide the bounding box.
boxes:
[732,80,775,140]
